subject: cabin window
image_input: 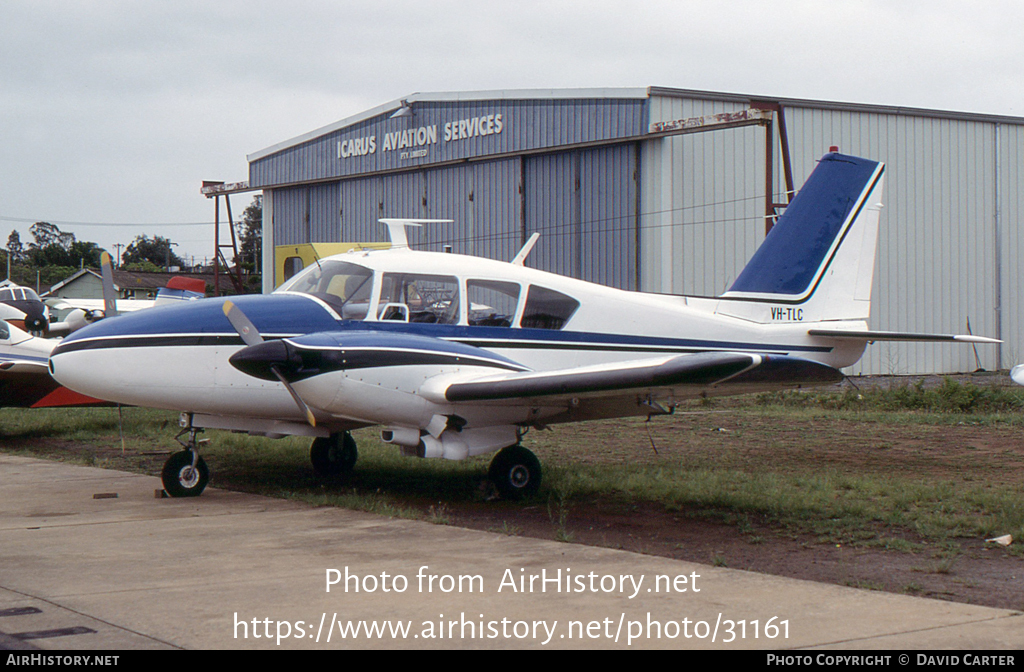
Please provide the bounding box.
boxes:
[379,273,460,324]
[0,321,8,340]
[276,260,374,319]
[467,280,520,327]
[0,289,11,302]
[520,285,579,330]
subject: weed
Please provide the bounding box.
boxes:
[426,504,450,525]
[489,521,522,537]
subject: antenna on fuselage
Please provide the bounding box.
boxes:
[378,219,454,249]
[511,233,540,266]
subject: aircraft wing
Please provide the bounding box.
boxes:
[438,351,843,405]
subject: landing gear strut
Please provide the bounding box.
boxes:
[488,444,541,500]
[310,432,358,477]
[162,422,209,497]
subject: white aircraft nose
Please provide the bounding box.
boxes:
[1011,364,1024,386]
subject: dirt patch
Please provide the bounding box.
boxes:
[437,498,1024,612]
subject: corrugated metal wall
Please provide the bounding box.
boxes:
[641,96,765,297]
[273,183,340,245]
[998,123,1024,371]
[646,93,1023,375]
[340,159,522,260]
[523,145,638,288]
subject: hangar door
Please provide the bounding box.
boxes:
[524,144,638,290]
[340,158,522,262]
[272,183,341,246]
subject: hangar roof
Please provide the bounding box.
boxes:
[249,86,1024,166]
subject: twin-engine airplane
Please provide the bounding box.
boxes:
[49,152,997,499]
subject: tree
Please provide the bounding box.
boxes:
[122,235,184,269]
[29,222,74,251]
[236,196,262,274]
[6,230,23,265]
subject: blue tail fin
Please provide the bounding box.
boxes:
[722,152,885,322]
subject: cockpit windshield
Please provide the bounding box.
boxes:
[275,260,374,319]
[0,288,40,302]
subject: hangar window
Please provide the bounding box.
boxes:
[276,260,374,319]
[467,280,520,327]
[520,285,579,330]
[282,257,304,281]
[379,273,460,324]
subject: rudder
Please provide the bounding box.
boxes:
[720,152,885,322]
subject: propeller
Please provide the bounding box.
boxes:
[222,300,317,427]
[100,251,118,318]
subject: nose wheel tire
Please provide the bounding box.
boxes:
[311,432,358,477]
[488,444,541,500]
[161,450,209,498]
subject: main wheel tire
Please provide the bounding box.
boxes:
[311,432,358,476]
[161,450,209,498]
[488,444,542,500]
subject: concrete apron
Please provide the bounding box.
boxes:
[0,454,1019,650]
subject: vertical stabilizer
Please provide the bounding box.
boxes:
[720,152,885,322]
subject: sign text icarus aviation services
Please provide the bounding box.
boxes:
[338,113,505,159]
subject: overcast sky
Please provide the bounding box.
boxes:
[1,0,1020,263]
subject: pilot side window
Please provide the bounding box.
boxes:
[519,285,579,330]
[379,273,460,324]
[467,280,520,327]
[0,321,8,341]
[276,260,374,320]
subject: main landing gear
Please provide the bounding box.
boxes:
[161,424,210,498]
[488,444,542,500]
[310,432,358,477]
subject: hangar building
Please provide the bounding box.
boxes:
[236,87,1024,376]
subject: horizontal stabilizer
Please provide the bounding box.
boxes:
[808,329,1001,344]
[444,352,843,403]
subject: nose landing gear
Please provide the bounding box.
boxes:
[161,421,210,498]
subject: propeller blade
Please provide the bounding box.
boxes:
[100,252,118,318]
[271,364,316,427]
[222,300,315,426]
[222,300,264,347]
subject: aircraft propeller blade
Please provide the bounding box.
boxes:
[270,364,317,427]
[222,300,316,426]
[100,252,119,318]
[222,300,264,347]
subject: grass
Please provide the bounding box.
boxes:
[3,377,1024,550]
